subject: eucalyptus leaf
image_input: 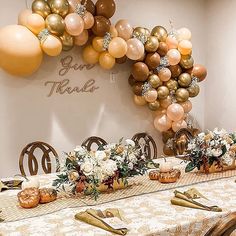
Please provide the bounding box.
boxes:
[185,162,197,172]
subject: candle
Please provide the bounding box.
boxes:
[159,161,172,173]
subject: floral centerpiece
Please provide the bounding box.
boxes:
[53,139,155,199]
[185,128,236,173]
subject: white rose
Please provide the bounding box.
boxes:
[95,151,107,161]
[128,162,134,170]
[211,149,222,157]
[81,161,94,176]
[125,139,135,147]
[102,160,117,177]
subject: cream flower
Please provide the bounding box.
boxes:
[95,150,107,162]
[81,161,94,176]
[101,160,117,177]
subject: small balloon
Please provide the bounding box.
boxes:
[60,31,74,51]
[175,88,189,102]
[189,64,207,82]
[116,55,127,64]
[99,51,116,70]
[81,0,96,15]
[148,100,160,111]
[145,36,159,52]
[165,79,178,91]
[167,103,184,121]
[26,13,45,35]
[178,40,192,55]
[74,30,88,46]
[177,27,191,41]
[169,65,182,78]
[132,82,144,96]
[157,42,168,56]
[148,74,162,88]
[145,52,160,70]
[158,68,171,82]
[115,19,133,41]
[95,0,116,19]
[155,107,167,116]
[109,25,118,38]
[187,84,200,97]
[68,0,79,13]
[144,89,158,103]
[41,34,62,56]
[134,95,147,106]
[92,36,105,52]
[172,120,187,132]
[128,75,136,86]
[154,114,172,132]
[180,55,194,69]
[166,35,178,49]
[32,0,51,18]
[160,96,172,108]
[65,13,84,36]
[167,49,181,66]
[151,26,167,42]
[92,16,111,37]
[83,12,94,29]
[157,86,169,99]
[48,0,69,17]
[132,62,149,82]
[108,37,127,58]
[45,14,65,36]
[178,73,192,87]
[126,38,144,60]
[18,9,32,26]
[82,45,100,64]
[179,100,192,113]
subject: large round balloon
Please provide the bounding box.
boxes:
[0,25,43,76]
[95,0,116,19]
[115,19,133,41]
[167,103,184,121]
[154,114,172,132]
[132,62,149,82]
[126,38,144,60]
[108,37,127,58]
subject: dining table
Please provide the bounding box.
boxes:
[0,157,236,236]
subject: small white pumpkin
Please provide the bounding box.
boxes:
[21,178,40,190]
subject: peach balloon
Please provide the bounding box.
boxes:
[83,12,94,29]
[134,95,147,106]
[99,51,116,70]
[109,25,118,38]
[0,25,43,77]
[160,96,172,108]
[154,114,172,132]
[65,13,84,36]
[68,0,80,13]
[167,103,184,121]
[158,68,171,82]
[126,38,144,60]
[115,19,133,41]
[18,9,32,26]
[92,36,105,52]
[166,35,178,49]
[172,119,187,132]
[177,27,191,41]
[82,45,100,64]
[41,35,62,56]
[144,89,158,103]
[74,30,88,46]
[108,37,127,58]
[179,100,192,113]
[26,13,45,35]
[167,49,181,65]
[178,40,192,55]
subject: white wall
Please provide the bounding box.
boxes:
[205,0,236,131]
[0,0,206,177]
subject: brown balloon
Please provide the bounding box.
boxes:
[157,42,168,56]
[157,86,169,99]
[163,144,174,156]
[136,53,146,62]
[81,0,96,15]
[96,0,116,19]
[178,73,192,87]
[92,16,111,37]
[187,84,200,97]
[169,65,182,78]
[175,88,189,102]
[116,55,127,64]
[162,130,175,143]
[189,64,207,82]
[132,62,149,82]
[132,82,144,96]
[128,74,136,86]
[165,79,178,91]
[145,52,160,70]
[148,74,162,88]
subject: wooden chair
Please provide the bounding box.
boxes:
[19,141,60,176]
[204,212,236,236]
[81,136,107,151]
[131,132,157,159]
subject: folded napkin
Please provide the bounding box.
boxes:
[75,208,128,235]
[171,188,222,212]
[0,179,22,192]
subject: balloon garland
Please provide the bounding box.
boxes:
[0,0,207,153]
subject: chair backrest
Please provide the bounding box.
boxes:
[81,136,108,151]
[131,132,157,159]
[204,212,236,236]
[19,141,60,176]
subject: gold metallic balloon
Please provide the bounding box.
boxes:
[165,79,178,91]
[144,28,151,37]
[133,27,146,36]
[175,88,189,102]
[148,100,160,111]
[187,84,200,97]
[180,55,194,69]
[145,36,159,52]
[48,0,69,17]
[32,0,51,19]
[157,86,169,99]
[148,74,162,88]
[151,26,167,42]
[46,14,65,36]
[178,73,192,87]
[60,31,74,51]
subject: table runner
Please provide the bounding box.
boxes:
[1,167,236,222]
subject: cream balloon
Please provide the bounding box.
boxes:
[115,19,133,41]
[18,9,32,26]
[144,89,158,103]
[83,12,94,29]
[154,114,172,132]
[0,25,43,77]
[26,13,45,35]
[41,35,62,56]
[74,29,88,46]
[166,35,178,49]
[108,37,127,58]
[158,68,171,82]
[134,95,147,106]
[82,45,100,64]
[177,27,191,41]
[126,38,144,60]
[65,13,84,36]
[99,51,116,70]
[172,120,187,132]
[167,103,184,121]
[167,49,181,65]
[178,40,192,55]
[179,100,192,113]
